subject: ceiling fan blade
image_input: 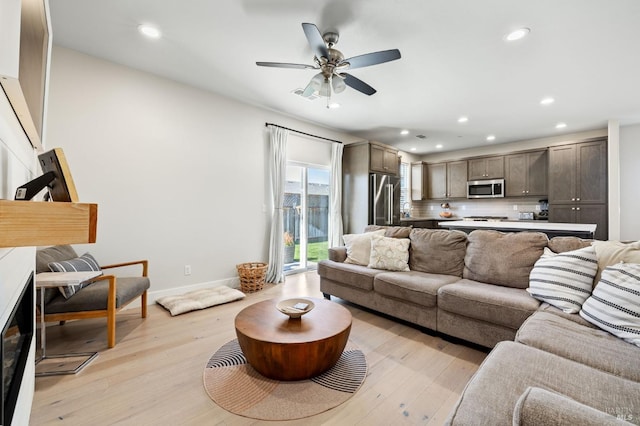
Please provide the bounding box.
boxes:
[256,61,318,70]
[342,73,377,96]
[302,23,329,59]
[342,49,401,70]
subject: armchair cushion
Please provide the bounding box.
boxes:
[45,276,150,314]
[48,252,103,299]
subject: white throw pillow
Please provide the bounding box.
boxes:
[367,234,410,272]
[527,246,597,313]
[580,262,640,347]
[343,230,386,266]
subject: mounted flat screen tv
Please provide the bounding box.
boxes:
[0,0,50,150]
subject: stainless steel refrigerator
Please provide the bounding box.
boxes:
[370,173,401,226]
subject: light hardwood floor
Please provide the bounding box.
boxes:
[30,271,487,425]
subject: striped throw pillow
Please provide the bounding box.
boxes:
[580,262,640,347]
[527,246,598,313]
[48,252,102,299]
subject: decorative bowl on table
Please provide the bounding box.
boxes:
[276,298,315,319]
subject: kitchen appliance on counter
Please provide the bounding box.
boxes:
[467,179,505,199]
[370,173,401,226]
[537,199,549,220]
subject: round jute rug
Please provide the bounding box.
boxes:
[203,339,367,421]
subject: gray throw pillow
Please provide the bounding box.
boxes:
[48,252,102,299]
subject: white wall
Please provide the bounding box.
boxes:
[619,123,640,240]
[46,46,359,297]
[0,67,37,426]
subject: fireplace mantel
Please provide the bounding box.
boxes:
[0,200,97,248]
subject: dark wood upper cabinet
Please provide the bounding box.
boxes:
[468,156,504,180]
[549,140,607,204]
[427,161,467,199]
[505,150,547,197]
[370,142,399,175]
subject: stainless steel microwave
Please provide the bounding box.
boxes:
[467,179,505,198]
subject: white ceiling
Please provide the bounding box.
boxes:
[48,0,640,154]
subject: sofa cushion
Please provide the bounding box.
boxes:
[342,229,386,265]
[592,240,640,283]
[463,230,548,288]
[513,387,631,426]
[438,279,540,329]
[317,260,383,292]
[364,225,412,238]
[368,235,410,271]
[409,229,467,277]
[527,246,598,313]
[516,311,640,382]
[445,341,640,426]
[580,262,640,347]
[45,276,150,313]
[374,271,459,308]
[548,236,593,253]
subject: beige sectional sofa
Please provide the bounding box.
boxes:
[317,226,640,424]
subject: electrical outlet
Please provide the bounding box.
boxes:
[184,265,191,276]
[513,205,518,211]
[461,205,466,210]
[535,205,541,211]
[429,205,434,210]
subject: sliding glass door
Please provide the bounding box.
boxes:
[284,163,330,273]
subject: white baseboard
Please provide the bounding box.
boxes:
[121,277,241,310]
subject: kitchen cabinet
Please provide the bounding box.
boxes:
[548,138,608,240]
[505,150,547,197]
[468,156,504,180]
[548,140,607,204]
[369,142,399,175]
[427,160,468,199]
[411,161,428,200]
[548,204,607,240]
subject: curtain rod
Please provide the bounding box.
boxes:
[265,123,343,144]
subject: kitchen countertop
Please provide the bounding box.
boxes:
[400,216,459,222]
[438,220,596,233]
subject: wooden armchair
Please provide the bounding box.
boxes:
[36,245,150,348]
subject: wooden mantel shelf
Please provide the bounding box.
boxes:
[0,200,97,248]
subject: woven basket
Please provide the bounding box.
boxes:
[236,262,268,293]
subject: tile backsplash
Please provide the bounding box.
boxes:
[411,199,545,220]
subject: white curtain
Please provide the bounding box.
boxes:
[266,126,288,283]
[328,143,344,247]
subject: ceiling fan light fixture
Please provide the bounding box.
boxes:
[555,122,567,129]
[486,135,496,141]
[331,76,346,93]
[457,116,469,123]
[400,129,410,135]
[540,97,555,105]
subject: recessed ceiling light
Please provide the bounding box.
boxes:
[435,144,443,149]
[486,135,496,141]
[504,27,530,42]
[540,97,555,105]
[457,116,468,123]
[555,122,567,129]
[327,102,340,109]
[138,24,161,39]
[410,147,417,152]
[400,129,410,135]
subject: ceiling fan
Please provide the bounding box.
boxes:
[257,23,401,98]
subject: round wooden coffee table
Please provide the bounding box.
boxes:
[234,297,352,381]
